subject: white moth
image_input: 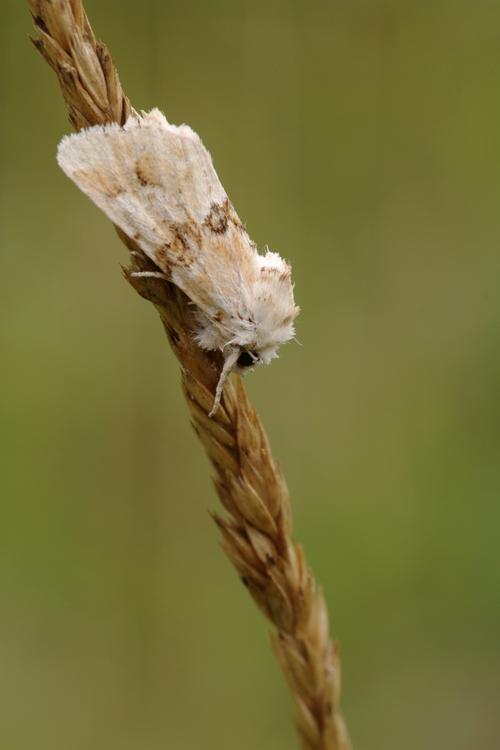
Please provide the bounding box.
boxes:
[57,109,299,415]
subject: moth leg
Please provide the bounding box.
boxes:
[209,348,240,417]
[130,271,169,281]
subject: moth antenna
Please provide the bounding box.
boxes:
[209,349,239,418]
[130,271,169,281]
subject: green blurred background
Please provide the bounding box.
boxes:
[2,1,500,748]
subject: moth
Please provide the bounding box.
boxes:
[57,109,299,415]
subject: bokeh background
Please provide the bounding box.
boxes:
[2,1,500,748]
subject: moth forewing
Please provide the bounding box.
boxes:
[57,108,299,414]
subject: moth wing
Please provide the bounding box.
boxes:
[57,109,257,318]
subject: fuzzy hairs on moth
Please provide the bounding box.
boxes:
[57,108,299,415]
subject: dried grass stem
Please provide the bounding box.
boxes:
[27,3,351,747]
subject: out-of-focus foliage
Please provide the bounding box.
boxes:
[1,1,500,748]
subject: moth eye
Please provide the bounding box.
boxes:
[237,350,257,368]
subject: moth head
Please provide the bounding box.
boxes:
[209,325,298,419]
[207,252,299,416]
[209,346,259,417]
[236,349,260,370]
[249,252,300,356]
[234,344,280,370]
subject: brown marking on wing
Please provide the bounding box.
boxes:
[135,167,148,186]
[74,168,123,197]
[204,198,245,235]
[154,244,172,275]
[134,156,161,187]
[154,221,203,272]
[173,228,190,253]
[171,221,204,266]
[204,200,229,234]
